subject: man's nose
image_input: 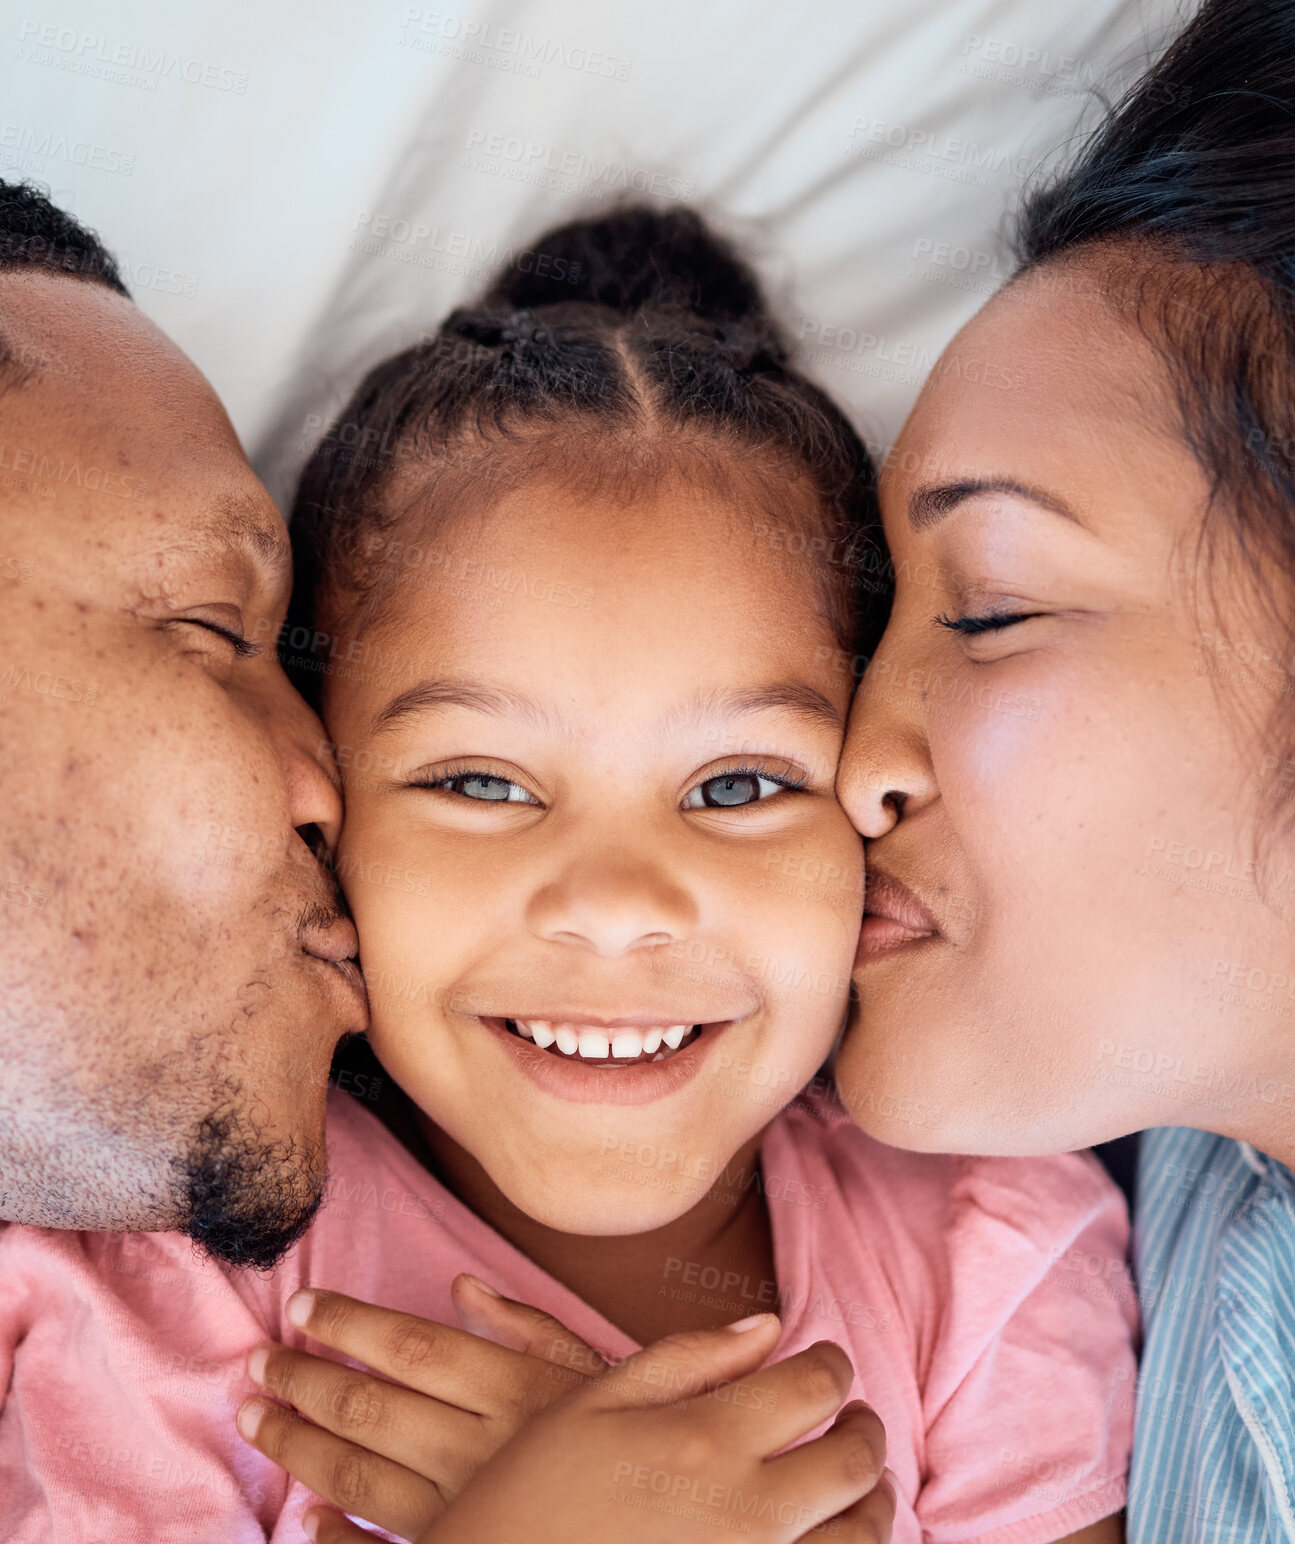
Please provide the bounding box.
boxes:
[261,664,346,853]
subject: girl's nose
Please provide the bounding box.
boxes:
[525,854,699,956]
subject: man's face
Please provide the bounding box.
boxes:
[0,272,366,1264]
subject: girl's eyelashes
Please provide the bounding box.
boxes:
[681,765,809,810]
[406,762,811,811]
[411,768,541,806]
[934,609,1042,636]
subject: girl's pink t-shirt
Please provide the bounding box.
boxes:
[0,1089,1136,1543]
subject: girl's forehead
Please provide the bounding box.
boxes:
[369,467,829,620]
[327,479,852,736]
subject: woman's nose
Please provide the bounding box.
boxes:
[525,852,699,956]
[837,657,939,839]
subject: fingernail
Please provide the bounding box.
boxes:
[285,1289,315,1329]
[461,1273,502,1298]
[236,1399,266,1441]
[246,1346,270,1385]
[726,1312,776,1333]
[301,1508,322,1542]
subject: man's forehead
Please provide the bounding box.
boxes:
[190,492,292,587]
[125,489,290,592]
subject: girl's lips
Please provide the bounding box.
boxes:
[476,1013,733,1105]
[856,869,939,962]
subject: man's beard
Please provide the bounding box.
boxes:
[177,1100,326,1270]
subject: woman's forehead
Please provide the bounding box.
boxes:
[884,266,1181,500]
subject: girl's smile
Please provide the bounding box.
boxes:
[478,1012,735,1105]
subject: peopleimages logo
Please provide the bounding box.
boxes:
[464,130,694,201]
[15,20,250,92]
[400,7,631,79]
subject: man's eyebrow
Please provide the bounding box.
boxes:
[908,478,1083,530]
[216,496,292,583]
[372,678,551,736]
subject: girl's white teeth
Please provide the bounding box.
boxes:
[511,1021,696,1061]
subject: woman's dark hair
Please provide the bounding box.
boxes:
[1016,0,1295,674]
[286,205,884,698]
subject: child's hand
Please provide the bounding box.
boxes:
[238,1274,608,1534]
[241,1280,894,1544]
[302,1311,892,1544]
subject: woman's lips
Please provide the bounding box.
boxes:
[857,870,939,962]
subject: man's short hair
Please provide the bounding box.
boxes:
[0,179,127,294]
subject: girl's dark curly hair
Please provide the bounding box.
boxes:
[285,205,885,697]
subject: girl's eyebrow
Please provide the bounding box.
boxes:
[675,684,843,733]
[371,677,551,736]
[370,677,842,738]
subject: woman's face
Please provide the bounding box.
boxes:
[837,256,1295,1158]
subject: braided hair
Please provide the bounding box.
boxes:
[286,206,884,695]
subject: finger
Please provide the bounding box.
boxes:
[590,1313,782,1410]
[809,1467,898,1544]
[697,1339,857,1454]
[248,1344,481,1485]
[238,1395,441,1540]
[767,1401,888,1527]
[285,1287,547,1415]
[301,1508,376,1544]
[452,1273,609,1384]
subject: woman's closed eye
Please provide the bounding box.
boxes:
[934,609,1043,635]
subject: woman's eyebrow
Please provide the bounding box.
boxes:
[908,478,1084,530]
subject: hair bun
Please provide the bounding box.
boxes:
[485,205,780,341]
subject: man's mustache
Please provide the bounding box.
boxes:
[296,896,350,940]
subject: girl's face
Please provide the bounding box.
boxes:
[325,465,862,1233]
[837,259,1295,1159]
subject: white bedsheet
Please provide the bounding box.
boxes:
[1,0,1184,506]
